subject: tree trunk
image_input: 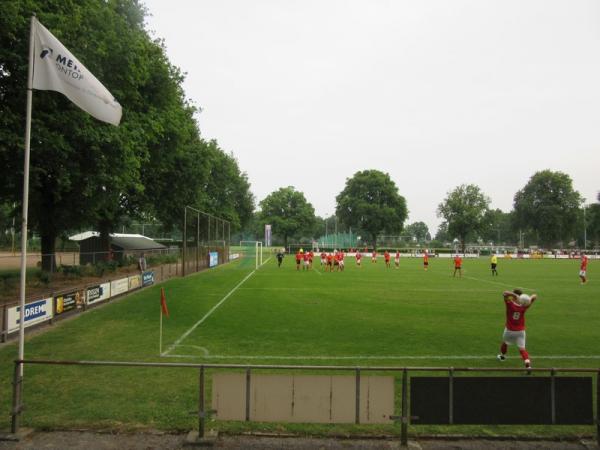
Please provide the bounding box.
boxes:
[98,220,112,263]
[460,237,466,253]
[40,229,57,273]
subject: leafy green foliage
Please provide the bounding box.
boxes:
[513,171,582,248]
[0,1,254,269]
[404,221,430,241]
[437,184,490,251]
[257,187,316,247]
[336,170,408,246]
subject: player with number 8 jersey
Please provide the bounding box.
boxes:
[497,289,538,372]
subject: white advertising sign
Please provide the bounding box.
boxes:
[7,297,53,333]
[110,277,129,296]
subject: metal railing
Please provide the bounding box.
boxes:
[9,360,600,445]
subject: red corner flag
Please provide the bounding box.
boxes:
[160,287,169,317]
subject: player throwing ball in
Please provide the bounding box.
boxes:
[497,289,538,372]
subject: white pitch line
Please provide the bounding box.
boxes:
[162,270,256,356]
[461,275,538,292]
[159,354,600,361]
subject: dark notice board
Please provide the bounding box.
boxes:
[410,377,593,425]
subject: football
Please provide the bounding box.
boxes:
[518,294,532,306]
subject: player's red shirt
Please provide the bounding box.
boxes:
[581,256,588,270]
[308,251,314,261]
[372,251,377,258]
[335,253,342,261]
[303,253,310,261]
[454,256,462,268]
[384,251,390,261]
[356,253,362,260]
[395,252,400,259]
[504,298,532,331]
[295,252,302,261]
[326,254,333,263]
[321,252,326,259]
[423,253,429,263]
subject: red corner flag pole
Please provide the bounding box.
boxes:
[159,287,169,355]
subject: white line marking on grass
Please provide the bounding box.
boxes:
[461,275,538,292]
[170,345,210,356]
[161,270,256,356]
[313,268,322,276]
[159,354,600,361]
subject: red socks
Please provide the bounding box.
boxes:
[519,348,529,361]
[500,343,507,354]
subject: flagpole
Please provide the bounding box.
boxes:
[18,14,36,377]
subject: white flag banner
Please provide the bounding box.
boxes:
[32,18,122,126]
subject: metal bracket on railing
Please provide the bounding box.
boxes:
[189,409,216,419]
[390,415,418,424]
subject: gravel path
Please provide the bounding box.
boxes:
[1,431,598,450]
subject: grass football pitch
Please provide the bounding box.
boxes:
[0,254,598,434]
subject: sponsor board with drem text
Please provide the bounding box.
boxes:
[7,298,53,333]
[110,277,129,296]
[55,290,85,315]
[86,282,110,305]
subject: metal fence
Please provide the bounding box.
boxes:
[182,206,231,276]
[0,247,180,274]
[8,360,600,446]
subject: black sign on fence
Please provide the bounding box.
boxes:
[410,376,594,425]
[54,290,85,315]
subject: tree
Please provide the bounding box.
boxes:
[257,187,316,248]
[584,193,600,248]
[404,222,430,242]
[480,209,517,245]
[0,1,255,270]
[437,184,490,252]
[434,222,450,243]
[335,170,408,247]
[513,170,582,248]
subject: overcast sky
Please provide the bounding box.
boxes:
[143,0,600,233]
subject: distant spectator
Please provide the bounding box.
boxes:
[139,253,147,272]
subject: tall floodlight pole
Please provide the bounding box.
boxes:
[583,205,587,250]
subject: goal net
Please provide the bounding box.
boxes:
[239,240,263,270]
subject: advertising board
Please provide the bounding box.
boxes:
[142,271,154,286]
[86,282,110,305]
[209,251,219,268]
[128,274,142,290]
[7,298,53,333]
[110,277,129,296]
[55,290,85,315]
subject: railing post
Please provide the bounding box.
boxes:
[198,366,205,438]
[355,368,361,424]
[11,361,23,434]
[245,368,251,422]
[401,368,408,447]
[449,367,454,425]
[596,369,600,447]
[1,303,7,343]
[550,368,556,425]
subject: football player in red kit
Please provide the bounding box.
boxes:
[579,253,589,284]
[497,289,538,372]
[394,250,400,269]
[384,251,391,268]
[453,255,462,277]
[355,252,362,267]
